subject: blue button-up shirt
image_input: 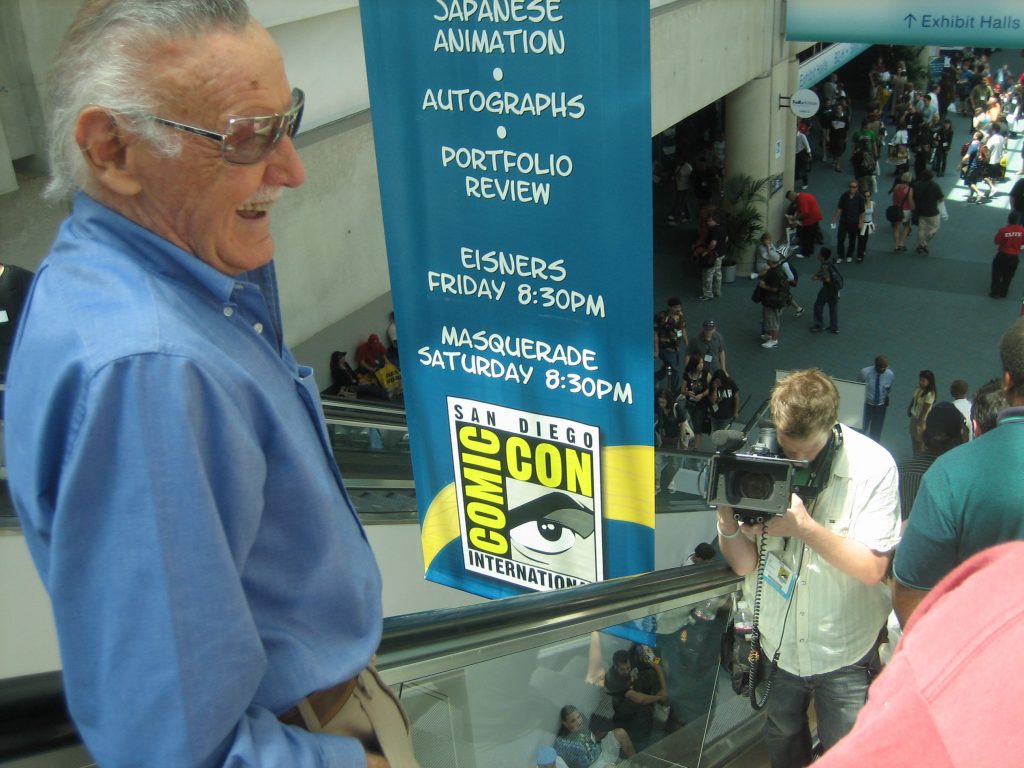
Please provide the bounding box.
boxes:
[7,194,382,767]
[859,364,895,407]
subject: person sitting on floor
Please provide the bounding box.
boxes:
[553,705,634,768]
[356,333,390,375]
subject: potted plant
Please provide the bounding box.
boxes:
[720,174,770,282]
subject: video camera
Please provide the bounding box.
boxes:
[704,414,840,525]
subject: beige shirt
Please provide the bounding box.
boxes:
[743,426,901,676]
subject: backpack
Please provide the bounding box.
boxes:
[862,151,877,173]
[829,263,844,290]
[764,266,790,308]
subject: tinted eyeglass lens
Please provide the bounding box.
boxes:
[223,88,304,164]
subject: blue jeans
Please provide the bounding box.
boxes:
[658,348,681,393]
[812,288,838,331]
[763,650,877,768]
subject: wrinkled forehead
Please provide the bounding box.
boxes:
[147,21,289,121]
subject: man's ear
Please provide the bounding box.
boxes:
[1004,370,1015,398]
[74,107,143,196]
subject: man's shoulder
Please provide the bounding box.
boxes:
[841,424,897,468]
[40,255,192,350]
[920,434,998,489]
[18,233,256,390]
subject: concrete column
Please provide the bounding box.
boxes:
[723,55,797,272]
[0,123,18,196]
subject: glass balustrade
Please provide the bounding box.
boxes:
[378,567,762,768]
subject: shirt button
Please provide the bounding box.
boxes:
[254,322,264,334]
[223,306,234,317]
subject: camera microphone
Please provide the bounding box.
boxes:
[711,429,746,453]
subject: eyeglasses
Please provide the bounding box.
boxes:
[149,87,304,165]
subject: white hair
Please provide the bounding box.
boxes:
[45,0,251,201]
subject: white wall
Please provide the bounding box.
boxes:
[0,532,60,678]
[273,115,392,348]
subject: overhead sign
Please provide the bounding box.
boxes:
[789,89,820,118]
[787,0,1023,47]
[799,43,870,89]
[360,0,654,600]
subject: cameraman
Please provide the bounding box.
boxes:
[715,369,901,768]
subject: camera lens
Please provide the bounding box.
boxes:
[736,471,774,500]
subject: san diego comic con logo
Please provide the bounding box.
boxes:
[447,397,603,591]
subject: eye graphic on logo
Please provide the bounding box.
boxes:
[507,492,595,558]
[510,519,578,554]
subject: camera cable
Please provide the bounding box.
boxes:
[747,501,813,711]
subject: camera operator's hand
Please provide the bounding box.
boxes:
[758,494,812,540]
[718,506,773,538]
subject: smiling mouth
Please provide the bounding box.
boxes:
[237,199,276,220]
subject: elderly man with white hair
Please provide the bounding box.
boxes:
[6,2,415,766]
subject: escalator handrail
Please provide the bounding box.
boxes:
[376,563,740,685]
[321,397,407,420]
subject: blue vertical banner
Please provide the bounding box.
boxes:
[361,0,653,599]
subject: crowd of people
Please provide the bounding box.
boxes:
[725,48,1024,369]
[785,50,1023,300]
[654,308,739,458]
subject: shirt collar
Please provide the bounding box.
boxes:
[829,424,853,479]
[996,406,1024,425]
[72,192,278,310]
